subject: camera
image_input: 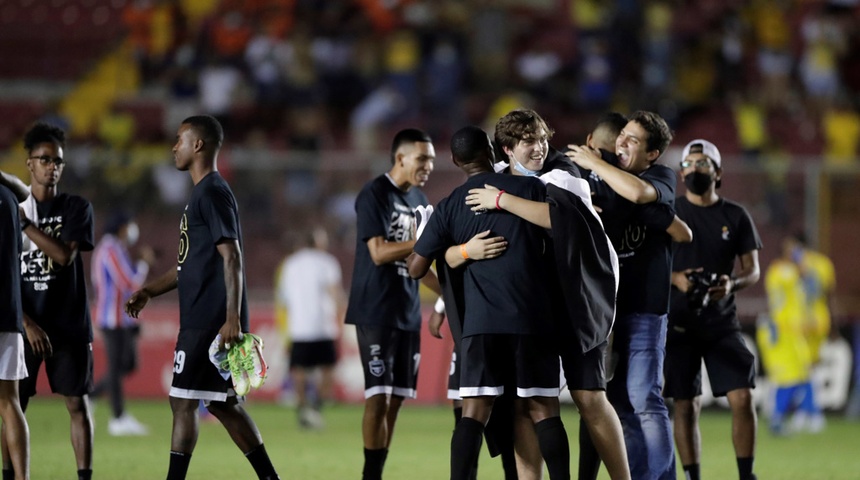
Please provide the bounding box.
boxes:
[686,271,719,314]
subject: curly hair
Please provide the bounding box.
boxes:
[494,109,554,151]
[24,122,66,152]
[627,110,673,156]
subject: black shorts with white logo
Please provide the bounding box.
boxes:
[290,340,337,368]
[356,325,420,399]
[21,340,93,398]
[170,328,235,402]
[664,329,756,399]
[459,334,559,398]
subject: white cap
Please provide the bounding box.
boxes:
[681,139,721,169]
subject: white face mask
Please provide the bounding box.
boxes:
[126,222,139,246]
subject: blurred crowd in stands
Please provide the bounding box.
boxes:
[2,0,860,302]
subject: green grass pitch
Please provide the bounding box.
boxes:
[21,397,860,478]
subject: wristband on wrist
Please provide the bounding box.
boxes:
[434,297,445,314]
[460,243,469,259]
[495,190,506,210]
[20,217,31,231]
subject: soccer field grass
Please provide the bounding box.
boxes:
[23,397,860,479]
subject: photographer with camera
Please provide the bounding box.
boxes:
[664,140,763,480]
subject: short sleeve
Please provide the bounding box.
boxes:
[355,185,389,242]
[735,205,763,255]
[413,198,452,261]
[61,196,95,251]
[640,165,677,206]
[202,184,240,244]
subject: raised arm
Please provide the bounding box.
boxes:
[566,145,658,204]
[21,222,79,267]
[0,170,29,202]
[465,185,551,229]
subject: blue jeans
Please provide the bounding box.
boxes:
[607,313,676,480]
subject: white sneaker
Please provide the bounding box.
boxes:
[298,407,325,430]
[108,414,149,436]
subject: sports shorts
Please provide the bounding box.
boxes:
[356,325,420,399]
[560,340,608,391]
[459,334,559,398]
[170,328,235,402]
[21,339,92,397]
[664,329,756,399]
[0,333,28,381]
[290,339,337,368]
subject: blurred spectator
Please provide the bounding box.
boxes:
[799,7,846,112]
[821,96,860,167]
[731,89,769,164]
[749,0,794,109]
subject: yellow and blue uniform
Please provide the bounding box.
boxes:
[798,250,835,363]
[760,259,811,386]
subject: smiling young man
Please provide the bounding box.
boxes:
[7,123,95,480]
[567,111,679,479]
[344,128,441,480]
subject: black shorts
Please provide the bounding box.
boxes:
[290,340,337,368]
[447,349,461,400]
[664,329,756,399]
[21,340,93,398]
[459,334,559,398]
[560,340,608,391]
[356,325,420,399]
[170,328,234,402]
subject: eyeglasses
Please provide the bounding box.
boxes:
[29,155,65,166]
[680,159,712,169]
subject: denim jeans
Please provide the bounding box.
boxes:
[607,313,676,480]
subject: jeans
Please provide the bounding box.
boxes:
[608,313,676,480]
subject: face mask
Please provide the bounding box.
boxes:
[684,172,713,195]
[511,158,539,177]
[126,222,139,246]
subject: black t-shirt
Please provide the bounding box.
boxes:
[177,172,250,332]
[20,193,94,342]
[0,185,23,333]
[669,196,762,331]
[346,174,430,331]
[414,172,554,337]
[582,155,677,316]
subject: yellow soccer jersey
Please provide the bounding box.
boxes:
[761,260,812,385]
[799,250,835,362]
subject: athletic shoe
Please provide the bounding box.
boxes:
[227,341,252,396]
[228,333,268,391]
[108,414,149,436]
[298,406,325,430]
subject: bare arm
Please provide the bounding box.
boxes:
[367,236,416,266]
[216,240,244,348]
[444,230,508,268]
[22,312,52,358]
[125,266,179,318]
[0,170,29,202]
[465,185,551,229]
[710,250,760,301]
[566,145,658,204]
[21,218,77,266]
[667,215,693,243]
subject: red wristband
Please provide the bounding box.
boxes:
[495,190,506,210]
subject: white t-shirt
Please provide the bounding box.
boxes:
[276,248,342,342]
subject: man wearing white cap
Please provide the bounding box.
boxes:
[664,140,762,480]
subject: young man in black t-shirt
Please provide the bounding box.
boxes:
[344,128,442,480]
[664,140,762,480]
[6,123,95,480]
[125,116,279,480]
[0,174,31,480]
[567,111,679,480]
[409,126,571,480]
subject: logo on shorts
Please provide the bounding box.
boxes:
[369,358,385,377]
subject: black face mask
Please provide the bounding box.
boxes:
[684,171,714,195]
